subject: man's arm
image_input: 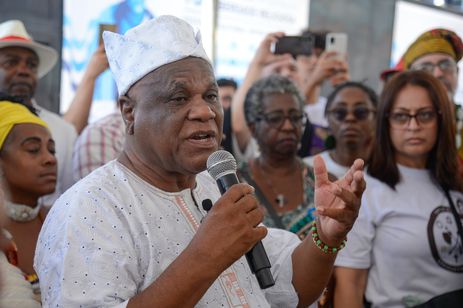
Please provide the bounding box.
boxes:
[126,183,266,307]
[231,32,292,152]
[298,52,350,105]
[64,44,109,134]
[291,156,365,307]
[291,234,338,307]
[126,243,225,307]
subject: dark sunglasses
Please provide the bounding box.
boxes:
[326,106,375,122]
[257,111,307,129]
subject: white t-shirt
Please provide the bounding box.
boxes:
[35,160,301,307]
[304,96,328,127]
[34,103,77,206]
[304,151,349,180]
[335,164,463,307]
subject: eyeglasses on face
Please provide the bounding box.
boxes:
[257,111,307,129]
[388,109,438,127]
[411,59,457,74]
[326,106,375,122]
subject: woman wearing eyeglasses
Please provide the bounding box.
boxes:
[304,81,377,179]
[237,75,319,239]
[333,71,463,307]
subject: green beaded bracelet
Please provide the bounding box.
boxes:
[310,220,347,254]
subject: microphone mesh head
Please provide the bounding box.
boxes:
[206,150,237,180]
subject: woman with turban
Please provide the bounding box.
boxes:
[0,95,57,304]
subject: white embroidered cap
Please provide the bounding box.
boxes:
[103,15,211,96]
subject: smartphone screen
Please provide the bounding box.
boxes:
[325,32,348,60]
[273,36,314,57]
[98,24,117,45]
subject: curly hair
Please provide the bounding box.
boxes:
[244,75,305,126]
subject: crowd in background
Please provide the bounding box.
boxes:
[0,13,462,308]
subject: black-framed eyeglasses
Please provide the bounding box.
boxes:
[326,106,375,122]
[411,59,457,74]
[388,109,438,127]
[257,111,307,129]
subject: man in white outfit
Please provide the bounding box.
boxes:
[35,16,365,307]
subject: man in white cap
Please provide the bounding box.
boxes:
[0,20,76,205]
[35,16,365,307]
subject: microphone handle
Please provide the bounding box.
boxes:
[216,172,239,194]
[216,173,275,289]
[245,242,275,289]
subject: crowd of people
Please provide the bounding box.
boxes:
[0,12,462,308]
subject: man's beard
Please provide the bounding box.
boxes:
[7,83,34,104]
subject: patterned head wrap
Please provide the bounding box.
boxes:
[403,28,463,68]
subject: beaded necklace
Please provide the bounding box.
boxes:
[254,157,307,209]
[6,201,42,222]
[241,160,316,238]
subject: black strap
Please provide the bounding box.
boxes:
[297,117,314,158]
[220,108,234,155]
[443,189,463,247]
[239,167,285,229]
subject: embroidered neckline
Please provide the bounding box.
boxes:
[6,201,42,222]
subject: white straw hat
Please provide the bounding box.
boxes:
[0,20,58,78]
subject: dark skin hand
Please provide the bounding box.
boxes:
[127,156,365,308]
[189,183,266,271]
[291,156,365,307]
[127,183,266,307]
[118,56,365,307]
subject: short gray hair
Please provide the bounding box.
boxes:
[244,75,305,125]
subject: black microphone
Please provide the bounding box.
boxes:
[202,199,213,212]
[206,150,275,289]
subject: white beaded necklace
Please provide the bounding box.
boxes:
[6,201,42,222]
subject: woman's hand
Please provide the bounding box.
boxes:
[85,44,109,79]
[250,32,289,69]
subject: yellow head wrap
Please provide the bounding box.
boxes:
[403,28,463,68]
[0,100,49,150]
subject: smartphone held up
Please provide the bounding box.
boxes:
[325,32,348,60]
[98,23,117,45]
[273,36,314,58]
[272,32,348,60]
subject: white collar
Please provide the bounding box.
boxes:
[31,99,42,115]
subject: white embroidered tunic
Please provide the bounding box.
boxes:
[35,160,301,307]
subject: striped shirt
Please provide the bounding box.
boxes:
[72,112,125,181]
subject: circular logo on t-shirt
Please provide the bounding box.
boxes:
[427,203,463,272]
